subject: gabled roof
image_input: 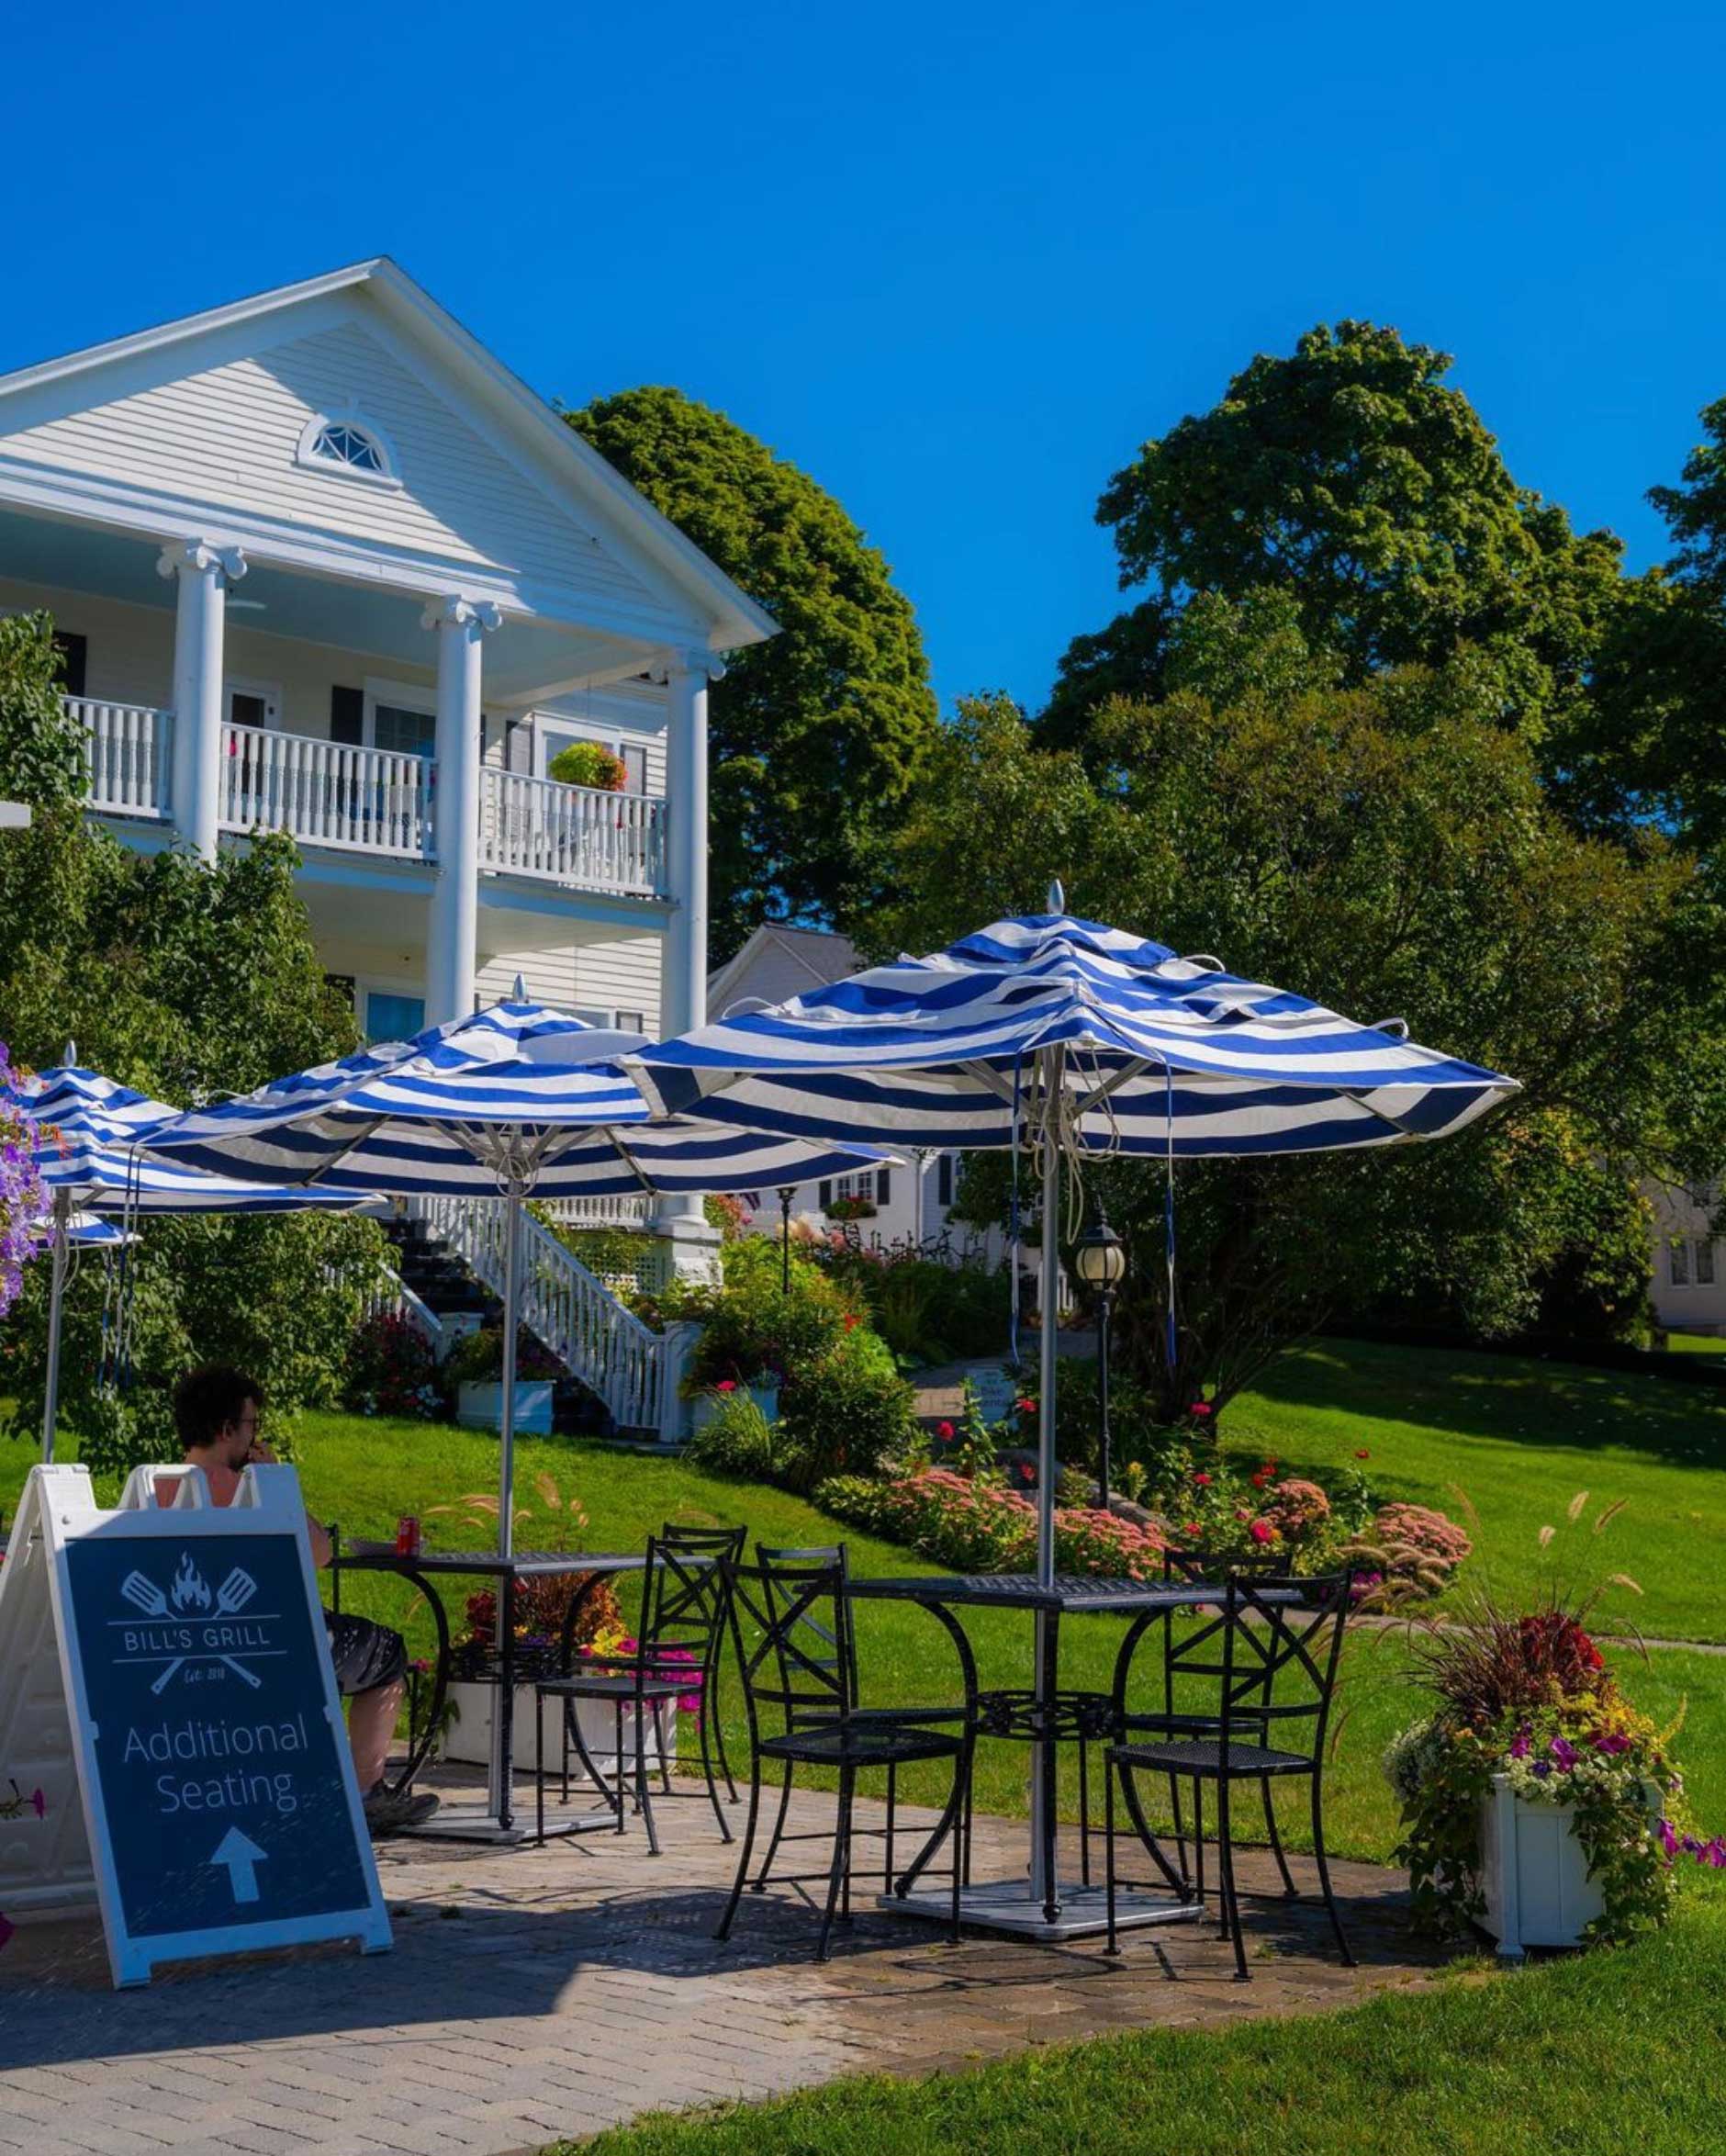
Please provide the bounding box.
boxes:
[0,257,777,655]
[708,922,861,1016]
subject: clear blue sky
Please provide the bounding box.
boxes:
[4,1,1720,710]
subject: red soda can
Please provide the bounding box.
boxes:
[396,1514,421,1557]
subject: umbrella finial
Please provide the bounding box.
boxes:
[62,1039,76,1068]
[512,973,527,1003]
[1048,879,1065,917]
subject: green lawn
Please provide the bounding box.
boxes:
[7,1337,1723,1868]
[1668,1332,1726,1356]
[569,1892,1726,2155]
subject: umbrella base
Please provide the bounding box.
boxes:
[879,1880,1205,1943]
[393,1800,620,1847]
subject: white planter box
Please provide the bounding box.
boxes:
[442,1678,678,1780]
[455,1380,555,1434]
[1479,1773,1658,1957]
[689,1382,780,1432]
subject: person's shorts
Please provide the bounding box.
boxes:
[323,1610,409,1697]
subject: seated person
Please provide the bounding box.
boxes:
[163,1364,437,1836]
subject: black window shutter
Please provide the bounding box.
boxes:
[51,632,87,699]
[330,685,364,745]
[818,1180,832,1210]
[875,1167,891,1207]
[938,1154,954,1207]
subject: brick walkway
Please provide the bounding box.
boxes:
[0,1769,1448,2156]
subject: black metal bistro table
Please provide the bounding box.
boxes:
[331,1544,651,1845]
[847,1571,1303,1942]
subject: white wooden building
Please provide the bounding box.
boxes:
[1647,1179,1726,1338]
[0,258,774,1094]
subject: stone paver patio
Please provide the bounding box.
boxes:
[0,1768,1449,2156]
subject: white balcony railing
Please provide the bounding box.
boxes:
[75,697,173,819]
[73,701,669,899]
[479,768,667,895]
[220,723,432,858]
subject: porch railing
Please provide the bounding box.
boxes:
[405,1192,667,1432]
[75,697,173,819]
[220,723,432,857]
[478,769,668,896]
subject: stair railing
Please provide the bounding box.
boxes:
[403,1193,667,1432]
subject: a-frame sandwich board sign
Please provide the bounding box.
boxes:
[0,1460,391,1986]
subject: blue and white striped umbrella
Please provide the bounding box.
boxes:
[7,1065,380,1465]
[14,1067,381,1215]
[635,904,1518,1594]
[144,1000,884,1198]
[633,910,1518,1155]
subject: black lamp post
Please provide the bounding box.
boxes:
[777,1185,798,1294]
[1073,1201,1126,1510]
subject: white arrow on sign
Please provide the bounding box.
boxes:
[210,1826,267,1905]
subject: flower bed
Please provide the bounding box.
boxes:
[814,1466,1171,1579]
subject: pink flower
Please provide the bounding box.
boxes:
[1193,1473,1213,1488]
[1014,1398,1036,1414]
[1250,1521,1274,1544]
[1189,1402,1213,1420]
[28,1789,44,1818]
[936,1420,955,1441]
[714,1379,737,1393]
[1354,1449,1371,1460]
[1182,1522,1203,1538]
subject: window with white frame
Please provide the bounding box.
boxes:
[1698,1240,1718,1287]
[364,679,440,759]
[296,410,399,487]
[1671,1240,1691,1286]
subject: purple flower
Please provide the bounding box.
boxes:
[28,1789,43,1819]
[1508,1729,1532,1760]
[1531,1760,1552,1779]
[1593,1732,1631,1755]
[1705,1840,1726,1870]
[1550,1737,1579,1772]
[1658,1818,1680,1858]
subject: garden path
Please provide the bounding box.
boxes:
[0,1769,1449,2156]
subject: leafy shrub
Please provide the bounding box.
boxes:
[670,1238,858,1390]
[776,1330,917,1489]
[824,1194,877,1221]
[547,740,628,792]
[686,1388,781,1479]
[0,611,86,809]
[443,1324,563,1386]
[345,1309,442,1419]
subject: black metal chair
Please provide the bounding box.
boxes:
[1121,1544,1305,1904]
[1104,1570,1355,1980]
[716,1556,966,1961]
[532,1523,745,1853]
[749,1542,977,1896]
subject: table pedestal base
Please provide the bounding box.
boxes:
[879,1881,1206,1944]
[394,1800,621,1847]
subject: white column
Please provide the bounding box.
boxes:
[422,596,500,1026]
[657,649,725,1275]
[157,540,245,860]
[660,650,723,1039]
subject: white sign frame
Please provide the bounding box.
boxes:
[0,1461,391,1987]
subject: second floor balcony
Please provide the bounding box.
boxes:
[74,695,670,899]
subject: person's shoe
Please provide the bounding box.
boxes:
[364,1781,440,1836]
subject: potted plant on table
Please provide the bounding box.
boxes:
[1384,1584,1720,1954]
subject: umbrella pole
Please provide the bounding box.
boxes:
[490,1190,523,1828]
[1029,1051,1062,1907]
[40,1190,71,1464]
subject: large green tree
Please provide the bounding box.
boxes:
[1043,321,1625,754]
[879,633,1723,1417]
[566,387,940,961]
[1559,398,1726,860]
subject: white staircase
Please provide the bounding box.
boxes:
[404,1194,673,1434]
